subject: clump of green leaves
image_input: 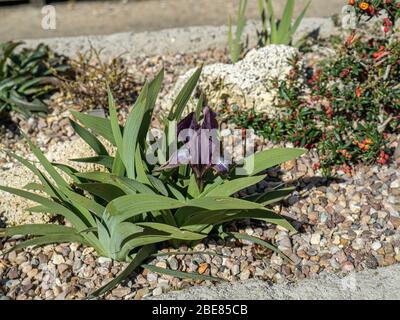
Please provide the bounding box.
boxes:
[228,0,248,63]
[0,67,305,298]
[59,46,138,113]
[0,41,70,118]
[257,0,311,47]
[227,0,311,63]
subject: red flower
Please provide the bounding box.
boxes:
[247,112,254,122]
[348,0,356,5]
[367,6,375,14]
[384,27,390,33]
[346,33,356,46]
[384,18,393,27]
[312,162,321,171]
[377,151,390,165]
[356,87,362,97]
[373,51,385,61]
[340,68,351,77]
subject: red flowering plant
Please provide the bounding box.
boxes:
[221,36,399,176]
[347,0,400,33]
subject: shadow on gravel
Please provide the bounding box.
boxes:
[0,112,20,137]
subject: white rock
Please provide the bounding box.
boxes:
[98,257,112,265]
[147,272,158,282]
[390,180,400,189]
[152,287,163,296]
[371,241,382,251]
[52,254,65,265]
[310,233,321,245]
[167,45,299,114]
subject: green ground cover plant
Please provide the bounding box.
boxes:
[0,41,69,118]
[222,31,399,175]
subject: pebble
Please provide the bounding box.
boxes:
[52,254,65,265]
[112,287,131,298]
[167,257,179,270]
[341,262,355,272]
[239,269,251,281]
[198,263,208,274]
[371,241,382,251]
[147,273,158,282]
[134,288,149,300]
[152,287,163,296]
[310,234,321,245]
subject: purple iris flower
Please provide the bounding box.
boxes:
[162,107,229,190]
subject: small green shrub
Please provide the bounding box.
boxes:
[0,41,70,118]
[0,67,305,297]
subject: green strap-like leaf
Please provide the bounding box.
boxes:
[88,244,156,299]
[204,175,266,197]
[147,68,164,112]
[0,185,87,231]
[77,183,125,203]
[147,175,169,196]
[74,172,154,195]
[277,0,295,44]
[225,232,293,263]
[122,83,149,179]
[21,132,69,189]
[135,223,205,241]
[186,196,266,211]
[134,145,151,185]
[182,208,295,233]
[1,234,88,256]
[23,182,45,191]
[142,264,224,283]
[1,224,78,237]
[291,0,311,46]
[107,194,185,223]
[118,234,172,260]
[69,119,109,156]
[71,156,114,169]
[168,66,203,122]
[52,163,86,184]
[243,187,295,206]
[267,0,277,43]
[108,222,144,256]
[62,187,105,218]
[71,111,117,146]
[112,151,126,176]
[241,148,306,176]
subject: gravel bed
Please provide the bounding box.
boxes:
[1,44,399,300]
[1,141,399,300]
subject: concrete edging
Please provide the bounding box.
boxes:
[147,264,400,300]
[22,17,336,60]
